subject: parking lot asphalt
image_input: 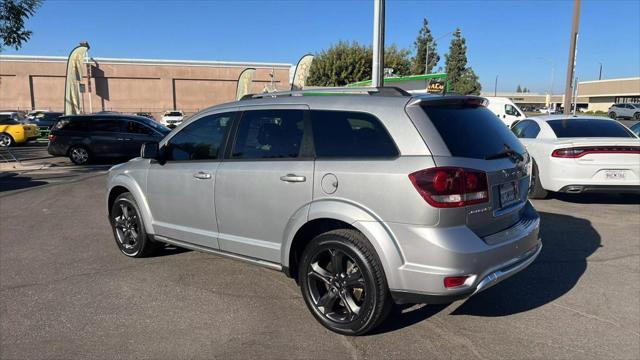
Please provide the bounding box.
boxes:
[1,149,639,359]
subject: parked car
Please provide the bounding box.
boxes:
[106,88,541,335]
[0,115,40,147]
[484,97,526,127]
[0,111,27,123]
[29,111,64,131]
[511,116,640,198]
[630,122,640,137]
[608,103,640,120]
[48,114,170,165]
[161,110,185,128]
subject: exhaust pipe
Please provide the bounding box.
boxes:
[565,186,584,194]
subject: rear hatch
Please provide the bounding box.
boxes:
[408,96,532,240]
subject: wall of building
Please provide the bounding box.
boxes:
[0,55,291,119]
[586,96,616,112]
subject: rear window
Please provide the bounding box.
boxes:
[547,119,634,138]
[421,102,525,159]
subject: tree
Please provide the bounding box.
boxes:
[444,28,481,95]
[516,85,522,93]
[411,18,440,75]
[0,0,42,51]
[307,41,412,87]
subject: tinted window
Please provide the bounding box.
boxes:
[547,119,634,138]
[631,123,640,136]
[0,118,20,125]
[421,102,525,159]
[511,121,529,138]
[91,120,123,132]
[58,119,88,131]
[125,121,153,135]
[232,110,304,159]
[311,111,398,158]
[522,122,540,138]
[165,112,233,161]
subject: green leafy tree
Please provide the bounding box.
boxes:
[411,18,439,75]
[444,28,481,95]
[307,41,411,87]
[0,0,42,50]
[516,85,522,93]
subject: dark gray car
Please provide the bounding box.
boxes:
[106,88,541,335]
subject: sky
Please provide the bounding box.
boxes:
[4,0,640,94]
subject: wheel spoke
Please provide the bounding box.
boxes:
[308,262,332,285]
[316,290,339,313]
[329,249,345,275]
[340,292,360,320]
[345,269,364,289]
[120,204,130,219]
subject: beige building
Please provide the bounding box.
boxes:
[482,77,640,112]
[0,55,291,119]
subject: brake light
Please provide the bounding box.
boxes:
[48,134,56,142]
[444,276,470,288]
[408,167,489,208]
[552,146,640,158]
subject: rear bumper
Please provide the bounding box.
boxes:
[558,184,640,194]
[47,142,67,156]
[542,157,640,192]
[387,201,541,304]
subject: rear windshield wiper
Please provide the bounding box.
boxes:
[485,147,524,162]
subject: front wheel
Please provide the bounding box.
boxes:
[68,146,91,165]
[110,192,162,257]
[634,112,640,120]
[609,112,617,119]
[299,229,391,335]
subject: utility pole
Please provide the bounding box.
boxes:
[563,0,581,115]
[494,75,498,96]
[372,0,385,87]
[598,62,602,80]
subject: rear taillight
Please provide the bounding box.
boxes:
[408,167,489,208]
[48,134,56,142]
[552,146,640,158]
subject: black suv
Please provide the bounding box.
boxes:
[48,114,170,165]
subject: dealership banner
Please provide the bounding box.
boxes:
[291,54,314,91]
[64,44,89,115]
[236,68,256,100]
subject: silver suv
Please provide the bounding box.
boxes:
[106,88,541,335]
[608,103,640,120]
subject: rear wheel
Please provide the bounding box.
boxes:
[68,146,91,165]
[299,229,391,335]
[109,192,162,257]
[609,112,617,119]
[529,160,548,199]
[0,133,14,147]
[634,112,640,120]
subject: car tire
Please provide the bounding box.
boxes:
[529,160,548,199]
[609,112,617,119]
[68,146,91,165]
[634,112,640,120]
[109,192,162,258]
[0,133,15,147]
[298,229,392,336]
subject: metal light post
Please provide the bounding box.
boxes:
[598,62,602,80]
[563,0,581,115]
[372,0,385,87]
[494,75,498,96]
[539,57,555,112]
[424,31,454,75]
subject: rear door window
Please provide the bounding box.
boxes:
[547,119,634,138]
[310,110,398,158]
[231,110,304,159]
[421,101,525,159]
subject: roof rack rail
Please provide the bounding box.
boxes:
[240,86,410,100]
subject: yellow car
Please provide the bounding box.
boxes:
[0,115,40,147]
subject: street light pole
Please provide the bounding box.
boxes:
[598,62,602,80]
[563,0,581,115]
[425,31,454,75]
[494,75,498,96]
[372,0,385,88]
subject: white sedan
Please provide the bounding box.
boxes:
[511,116,640,198]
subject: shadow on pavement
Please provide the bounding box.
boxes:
[370,303,449,335]
[155,244,192,257]
[451,211,601,317]
[549,192,640,205]
[0,172,48,192]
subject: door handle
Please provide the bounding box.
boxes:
[193,171,212,180]
[280,174,306,183]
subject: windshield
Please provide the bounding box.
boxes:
[421,101,525,159]
[547,119,634,138]
[137,117,170,134]
[166,112,183,117]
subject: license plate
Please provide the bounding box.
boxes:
[499,181,519,207]
[605,170,625,180]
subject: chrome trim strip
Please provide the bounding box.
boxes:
[152,235,283,271]
[474,242,542,295]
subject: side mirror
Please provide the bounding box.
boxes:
[141,142,159,159]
